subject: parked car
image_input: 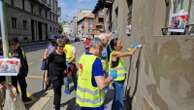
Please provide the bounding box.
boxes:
[75,37,80,42]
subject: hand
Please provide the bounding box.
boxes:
[131,41,142,49]
[0,84,4,89]
[10,86,17,102]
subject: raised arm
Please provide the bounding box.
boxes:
[112,48,136,58]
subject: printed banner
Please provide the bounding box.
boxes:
[168,12,188,33]
[0,58,20,76]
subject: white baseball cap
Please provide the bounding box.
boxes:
[98,33,112,40]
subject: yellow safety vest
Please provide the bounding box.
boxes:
[76,54,105,107]
[8,48,26,58]
[64,44,74,62]
[101,59,108,73]
[109,52,127,81]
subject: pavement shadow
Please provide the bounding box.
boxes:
[24,90,48,110]
[61,98,80,110]
[24,45,47,52]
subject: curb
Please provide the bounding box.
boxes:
[29,90,53,110]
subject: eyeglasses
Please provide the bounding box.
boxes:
[58,46,64,48]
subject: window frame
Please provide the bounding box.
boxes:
[164,0,194,35]
[23,20,27,30]
[11,17,17,29]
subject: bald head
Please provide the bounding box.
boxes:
[98,32,112,45]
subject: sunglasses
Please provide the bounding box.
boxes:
[58,46,64,48]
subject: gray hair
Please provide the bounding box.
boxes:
[90,37,103,48]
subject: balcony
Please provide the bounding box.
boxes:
[103,0,113,8]
[31,0,51,10]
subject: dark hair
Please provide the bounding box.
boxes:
[110,38,118,51]
[64,38,70,44]
[13,38,20,43]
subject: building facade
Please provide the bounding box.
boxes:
[92,0,106,36]
[61,21,72,36]
[129,0,194,110]
[76,10,95,39]
[93,0,132,38]
[70,16,78,38]
[4,0,61,42]
[92,0,194,110]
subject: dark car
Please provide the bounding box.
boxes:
[75,37,80,42]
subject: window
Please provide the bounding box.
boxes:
[45,10,47,18]
[173,0,189,13]
[50,26,52,32]
[11,0,14,6]
[115,7,118,17]
[11,17,17,29]
[22,0,25,10]
[50,13,52,20]
[164,0,192,35]
[23,20,27,30]
[31,4,34,14]
[52,15,54,21]
[99,18,104,23]
[39,8,42,16]
[189,0,194,24]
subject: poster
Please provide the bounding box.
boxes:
[168,12,188,33]
[0,58,20,76]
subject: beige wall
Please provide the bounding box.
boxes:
[111,0,130,49]
[128,0,194,110]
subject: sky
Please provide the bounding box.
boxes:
[58,0,97,22]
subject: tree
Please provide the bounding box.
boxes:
[58,22,63,34]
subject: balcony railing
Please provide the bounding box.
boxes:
[31,0,51,9]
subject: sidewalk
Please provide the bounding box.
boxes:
[30,85,114,110]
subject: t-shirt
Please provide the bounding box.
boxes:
[85,53,104,87]
[48,51,66,82]
[92,57,104,87]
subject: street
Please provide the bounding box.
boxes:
[24,41,87,110]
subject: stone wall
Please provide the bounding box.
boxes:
[125,0,194,110]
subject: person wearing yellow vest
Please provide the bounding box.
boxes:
[10,38,32,103]
[63,38,77,95]
[76,38,117,110]
[98,33,112,75]
[109,38,139,110]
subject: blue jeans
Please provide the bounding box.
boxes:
[81,106,104,110]
[112,82,124,110]
[64,77,69,91]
